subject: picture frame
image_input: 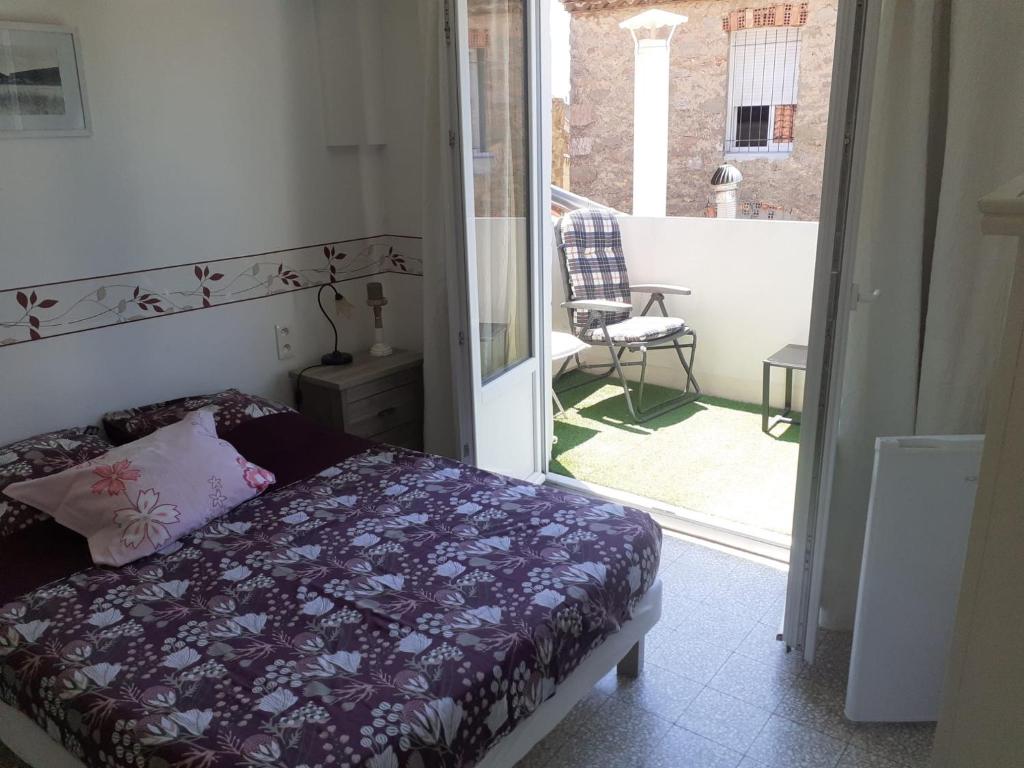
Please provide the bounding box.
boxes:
[0,21,90,138]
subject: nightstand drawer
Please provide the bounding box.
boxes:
[345,367,422,404]
[370,422,423,450]
[344,383,422,437]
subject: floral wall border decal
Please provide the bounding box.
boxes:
[0,235,422,347]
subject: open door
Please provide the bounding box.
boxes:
[783,0,881,662]
[449,0,552,481]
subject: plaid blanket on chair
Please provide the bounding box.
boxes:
[558,208,633,333]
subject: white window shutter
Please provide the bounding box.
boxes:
[730,28,801,108]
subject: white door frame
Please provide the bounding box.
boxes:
[447,0,552,480]
[443,0,478,465]
[533,0,555,478]
[784,0,882,661]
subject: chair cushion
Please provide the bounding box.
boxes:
[584,316,690,344]
[558,209,632,333]
[551,331,590,360]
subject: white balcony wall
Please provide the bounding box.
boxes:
[553,216,817,410]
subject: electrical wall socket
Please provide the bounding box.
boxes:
[275,324,294,360]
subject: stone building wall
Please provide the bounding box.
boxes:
[566,0,837,220]
[552,97,571,189]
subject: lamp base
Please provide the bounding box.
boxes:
[369,342,393,357]
[321,350,353,366]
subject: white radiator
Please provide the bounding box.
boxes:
[845,435,983,722]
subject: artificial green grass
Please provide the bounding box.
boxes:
[550,373,800,536]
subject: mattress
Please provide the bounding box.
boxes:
[0,441,662,768]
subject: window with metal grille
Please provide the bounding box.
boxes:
[725,27,800,155]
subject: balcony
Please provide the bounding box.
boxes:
[550,213,816,543]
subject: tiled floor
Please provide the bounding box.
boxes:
[515,532,935,768]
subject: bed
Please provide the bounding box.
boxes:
[0,407,663,768]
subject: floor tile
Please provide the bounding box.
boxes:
[775,675,858,742]
[646,610,684,648]
[558,696,673,768]
[709,652,796,710]
[847,722,935,768]
[670,599,760,651]
[600,663,704,722]
[745,715,846,768]
[514,725,570,768]
[659,532,696,568]
[645,725,744,768]
[557,685,611,734]
[659,544,740,602]
[735,621,807,677]
[676,687,772,753]
[836,745,903,768]
[588,693,675,731]
[548,733,646,768]
[702,559,788,619]
[800,632,853,692]
[671,538,744,574]
[660,571,713,610]
[758,594,788,626]
[646,633,732,684]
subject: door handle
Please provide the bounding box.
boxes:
[850,283,881,310]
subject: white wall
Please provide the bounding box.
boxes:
[0,1,424,444]
[933,186,1024,767]
[378,0,430,238]
[553,216,818,409]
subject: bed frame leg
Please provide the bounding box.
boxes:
[617,639,645,678]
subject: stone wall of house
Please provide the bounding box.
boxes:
[567,0,837,220]
[552,97,571,189]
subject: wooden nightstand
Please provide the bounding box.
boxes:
[290,349,423,450]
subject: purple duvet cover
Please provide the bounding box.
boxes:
[1,446,661,768]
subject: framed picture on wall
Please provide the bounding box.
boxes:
[0,21,90,137]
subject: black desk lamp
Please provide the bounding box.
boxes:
[317,284,353,366]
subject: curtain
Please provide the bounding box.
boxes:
[417,0,460,458]
[819,0,1024,629]
[468,0,530,378]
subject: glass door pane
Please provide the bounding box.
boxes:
[467,0,532,381]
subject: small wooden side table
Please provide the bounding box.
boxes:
[290,349,423,449]
[762,344,807,433]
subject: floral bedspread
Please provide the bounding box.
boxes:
[0,447,661,768]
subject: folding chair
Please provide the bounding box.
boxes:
[555,207,700,423]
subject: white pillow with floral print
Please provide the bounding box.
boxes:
[3,409,274,566]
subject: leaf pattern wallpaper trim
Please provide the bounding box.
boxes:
[0,235,423,347]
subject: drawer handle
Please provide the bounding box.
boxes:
[377,406,397,419]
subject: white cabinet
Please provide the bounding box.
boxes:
[846,435,982,722]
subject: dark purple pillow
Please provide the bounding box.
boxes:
[0,426,112,539]
[0,519,93,604]
[102,388,293,445]
[221,412,375,488]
